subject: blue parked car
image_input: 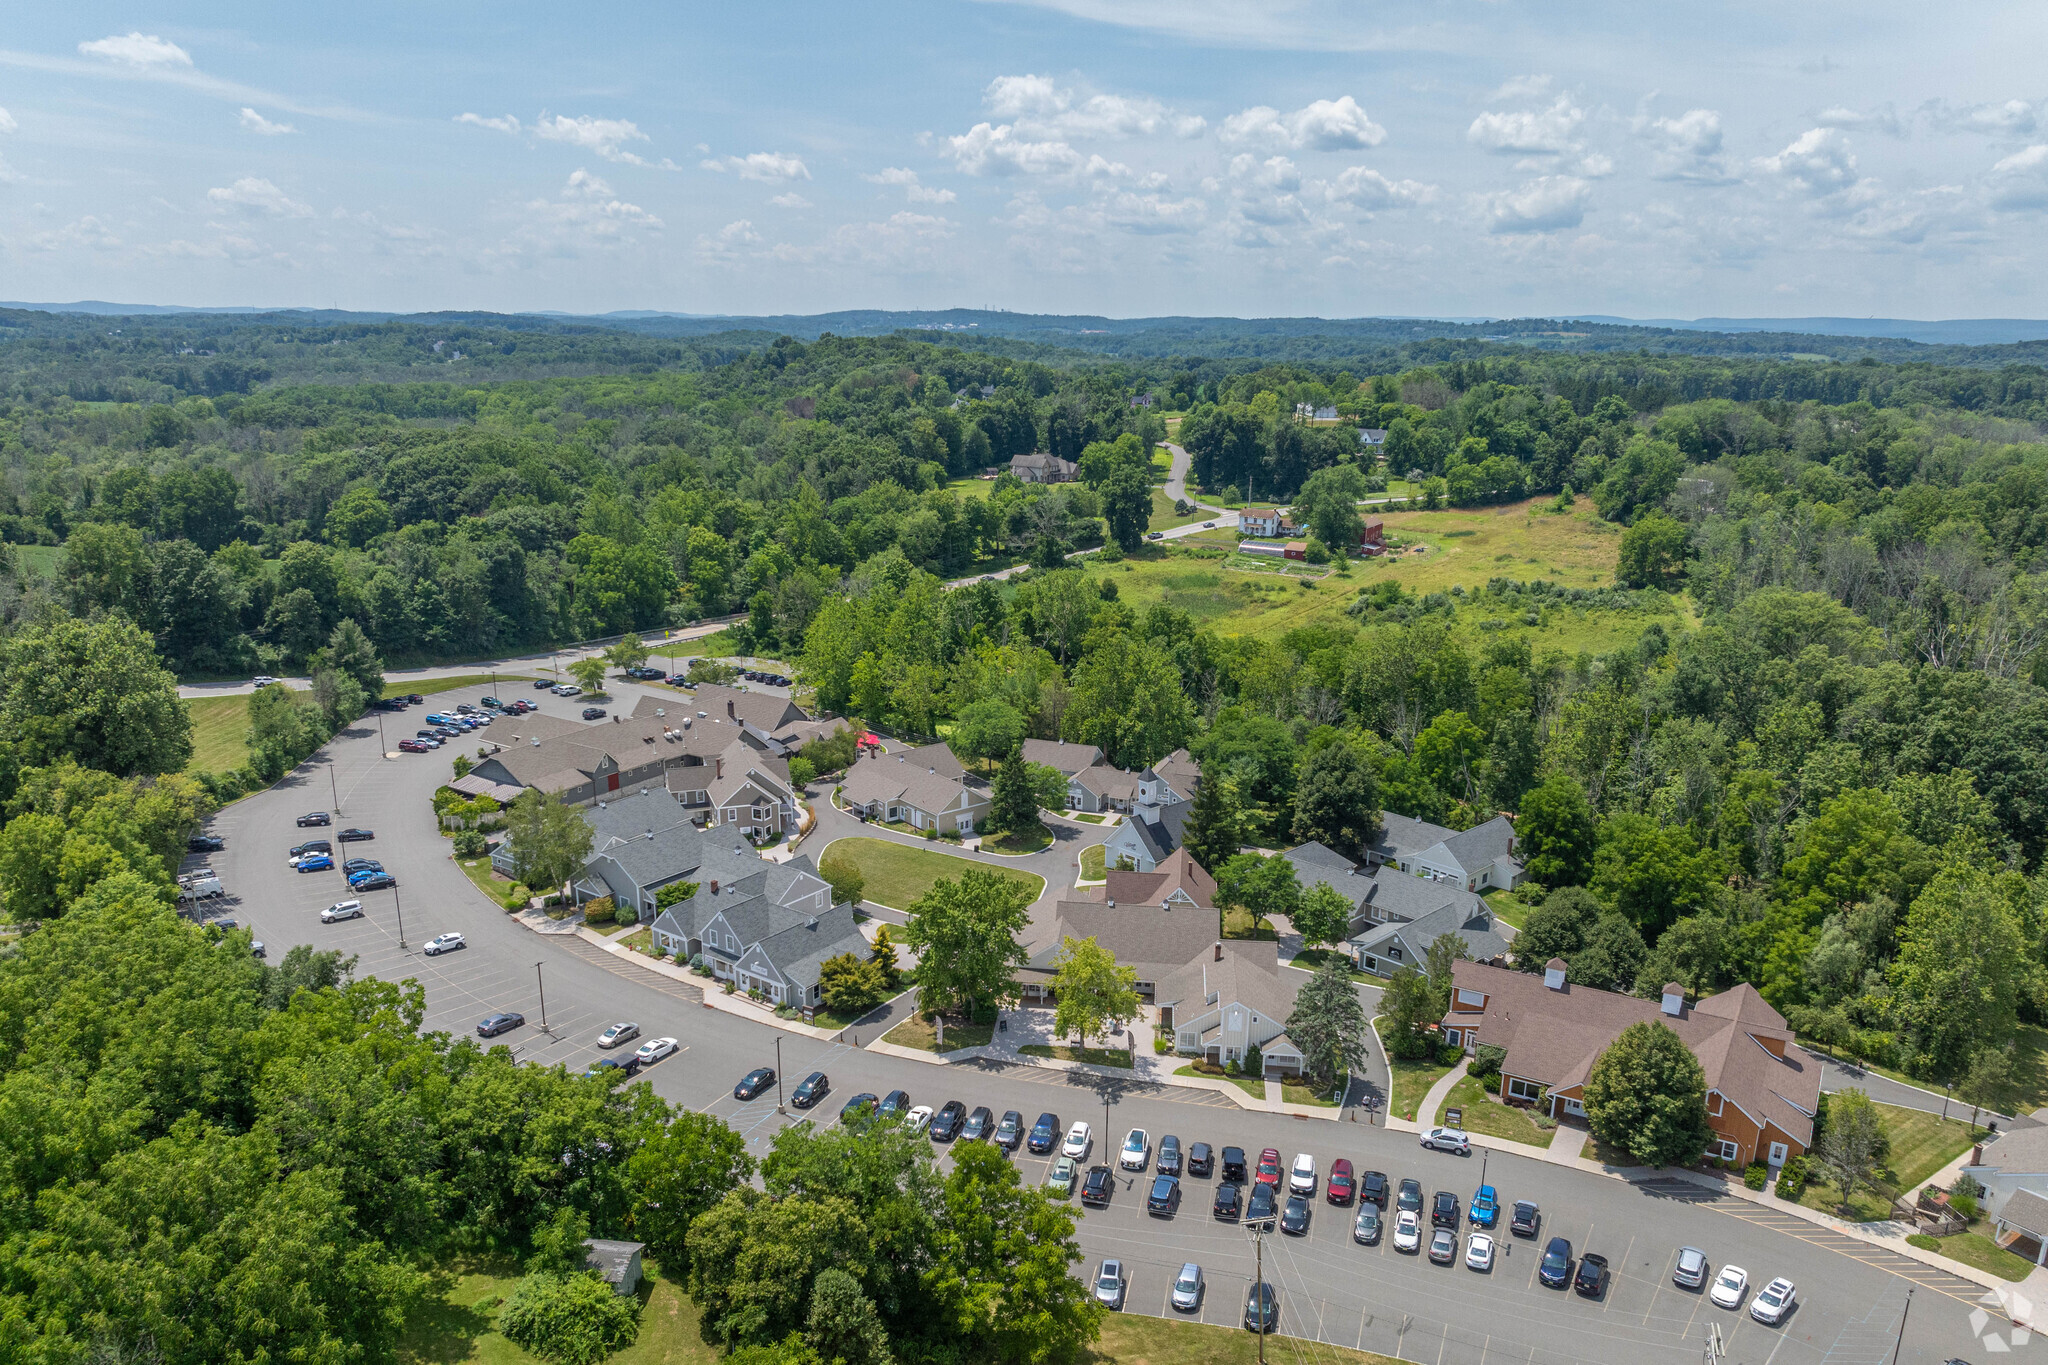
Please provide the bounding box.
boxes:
[297,853,335,873]
[1470,1183,1500,1228]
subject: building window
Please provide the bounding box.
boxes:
[1363,955,1381,973]
[1712,1138,1740,1163]
[1506,1077,1543,1103]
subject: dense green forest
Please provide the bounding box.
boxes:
[4,307,2048,1355]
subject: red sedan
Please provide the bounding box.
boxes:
[398,739,429,753]
[1327,1158,1356,1205]
[1255,1148,1283,1187]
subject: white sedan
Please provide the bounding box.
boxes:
[904,1105,935,1135]
[1465,1232,1494,1271]
[1709,1265,1749,1309]
[635,1036,679,1064]
[1119,1128,1149,1170]
[1062,1120,1093,1159]
[320,899,363,923]
[1392,1210,1422,1253]
[423,932,466,956]
[1748,1277,1796,1325]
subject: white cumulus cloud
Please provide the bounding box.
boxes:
[865,167,957,203]
[521,169,663,248]
[239,107,296,136]
[945,122,1082,176]
[1927,99,2037,137]
[1816,105,1903,137]
[982,74,1193,142]
[206,176,312,217]
[0,107,15,135]
[78,32,191,67]
[1990,144,2048,209]
[456,112,522,134]
[1639,109,1736,184]
[1468,95,1585,155]
[1482,176,1592,233]
[1756,128,1862,197]
[703,151,811,181]
[1222,96,1385,151]
[1319,165,1435,209]
[770,191,812,209]
[534,113,650,163]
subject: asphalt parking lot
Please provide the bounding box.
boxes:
[193,680,2026,1365]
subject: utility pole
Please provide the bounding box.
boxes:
[535,961,550,1034]
[1889,1287,1913,1365]
[774,1035,785,1112]
[1703,1322,1724,1365]
[1248,1220,1270,1362]
[392,884,408,950]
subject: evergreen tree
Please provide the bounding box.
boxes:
[988,745,1039,835]
[1179,764,1241,872]
[1286,957,1368,1094]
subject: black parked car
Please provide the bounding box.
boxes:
[1187,1141,1214,1177]
[342,858,382,874]
[961,1106,994,1141]
[1538,1237,1573,1288]
[1246,1183,1278,1229]
[840,1093,879,1124]
[734,1067,776,1100]
[477,1012,524,1037]
[1243,1283,1278,1334]
[791,1072,829,1108]
[1147,1174,1181,1216]
[587,1055,642,1079]
[1081,1165,1115,1207]
[1220,1146,1248,1183]
[338,827,374,842]
[1397,1177,1423,1213]
[296,812,331,827]
[1213,1182,1242,1220]
[1360,1169,1390,1207]
[290,840,331,857]
[1510,1200,1541,1238]
[1280,1194,1312,1236]
[930,1100,967,1141]
[994,1110,1024,1151]
[1573,1252,1609,1298]
[582,707,608,720]
[1027,1112,1061,1153]
[188,834,225,852]
[1432,1190,1460,1227]
[533,678,553,688]
[1157,1134,1183,1176]
[351,873,397,891]
[877,1089,911,1120]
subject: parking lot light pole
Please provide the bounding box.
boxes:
[327,757,340,815]
[535,962,551,1034]
[392,885,407,950]
[1889,1287,1913,1365]
[376,711,387,757]
[774,1036,785,1112]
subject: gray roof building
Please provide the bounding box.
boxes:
[645,841,862,1009]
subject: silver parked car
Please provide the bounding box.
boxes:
[1093,1259,1126,1310]
[1169,1263,1203,1312]
[1674,1246,1709,1289]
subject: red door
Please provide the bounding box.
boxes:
[607,773,620,792]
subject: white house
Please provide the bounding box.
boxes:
[1963,1127,2048,1266]
[1157,939,1304,1076]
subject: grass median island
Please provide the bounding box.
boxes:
[881,1012,996,1053]
[1021,1043,1135,1068]
[384,674,536,700]
[1433,1072,1556,1145]
[1092,1299,1403,1365]
[1079,844,1107,881]
[820,836,1043,910]
[982,821,1053,854]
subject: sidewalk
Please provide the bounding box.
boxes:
[1414,1059,1469,1132]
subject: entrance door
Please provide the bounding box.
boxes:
[1767,1141,1789,1167]
[607,773,620,792]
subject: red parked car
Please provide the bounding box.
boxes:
[1255,1148,1283,1187]
[398,739,429,753]
[1327,1158,1356,1205]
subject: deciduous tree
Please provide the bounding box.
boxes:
[1583,1021,1713,1167]
[901,867,1034,1021]
[1049,936,1139,1048]
[1291,742,1380,858]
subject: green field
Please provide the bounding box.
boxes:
[945,475,1000,500]
[180,674,536,775]
[1077,499,1688,653]
[1079,844,1106,881]
[1148,488,1210,531]
[11,545,64,578]
[397,1257,707,1365]
[817,836,1043,910]
[880,1012,996,1053]
[1798,1100,1985,1222]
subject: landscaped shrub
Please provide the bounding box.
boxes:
[1470,1043,1508,1082]
[497,1271,640,1365]
[1775,1157,1808,1201]
[1952,1192,1980,1220]
[613,904,637,926]
[1744,1163,1769,1190]
[582,896,615,925]
[452,828,487,857]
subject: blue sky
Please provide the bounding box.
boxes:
[2,2,2046,319]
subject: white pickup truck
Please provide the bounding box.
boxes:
[176,870,224,902]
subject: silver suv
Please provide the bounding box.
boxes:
[1673,1246,1708,1289]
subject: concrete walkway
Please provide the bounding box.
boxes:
[1414,1059,1470,1132]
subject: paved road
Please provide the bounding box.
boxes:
[1801,1047,2018,1127]
[191,679,2021,1365]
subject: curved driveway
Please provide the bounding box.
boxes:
[187,678,2007,1365]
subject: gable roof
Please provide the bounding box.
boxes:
[1020,738,1103,776]
[1073,765,1140,802]
[1154,940,1296,1021]
[1150,748,1202,799]
[477,712,694,792]
[1117,798,1191,863]
[839,743,988,815]
[683,683,808,733]
[1097,848,1218,910]
[744,902,870,990]
[1026,896,1216,981]
[1354,867,1489,924]
[1353,900,1510,967]
[1438,815,1518,871]
[1370,811,1459,861]
[1447,960,1819,1147]
[1282,841,1360,888]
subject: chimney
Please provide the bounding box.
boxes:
[1544,958,1567,991]
[710,880,719,894]
[727,700,735,719]
[1214,941,1223,962]
[1660,982,1685,1017]
[716,756,724,780]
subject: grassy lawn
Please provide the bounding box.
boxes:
[1069,811,1108,824]
[454,855,523,909]
[1072,499,1688,655]
[1092,1301,1401,1365]
[1909,1231,2035,1283]
[1798,1101,1986,1222]
[1222,909,1276,941]
[1483,889,1531,931]
[1079,844,1106,881]
[881,1012,996,1053]
[982,822,1053,854]
[817,837,1043,911]
[1282,1077,1343,1107]
[396,1256,710,1365]
[1020,1043,1135,1068]
[1288,947,1372,981]
[1148,488,1209,531]
[1433,1072,1557,1145]
[1377,1020,1456,1123]
[615,927,657,954]
[185,692,267,774]
[1175,1061,1267,1099]
[384,674,536,700]
[945,475,1000,501]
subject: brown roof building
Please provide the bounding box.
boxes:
[1442,960,1820,1170]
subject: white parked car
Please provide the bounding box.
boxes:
[1465,1232,1494,1271]
[1061,1120,1092,1159]
[1420,1126,1471,1154]
[904,1105,935,1135]
[423,932,466,956]
[635,1036,679,1064]
[598,1022,641,1048]
[1709,1265,1749,1309]
[320,899,363,923]
[252,675,277,687]
[1392,1210,1422,1253]
[1748,1277,1796,1325]
[1289,1152,1317,1194]
[1120,1128,1149,1170]
[552,683,582,696]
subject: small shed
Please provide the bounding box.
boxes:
[1283,541,1307,560]
[582,1238,646,1296]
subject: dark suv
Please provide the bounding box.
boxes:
[961,1106,994,1141]
[1360,1169,1389,1207]
[1510,1201,1541,1238]
[1397,1178,1423,1214]
[930,1101,967,1141]
[1081,1166,1115,1207]
[1157,1135,1183,1176]
[1539,1237,1573,1289]
[994,1110,1024,1151]
[1220,1146,1248,1183]
[1431,1190,1460,1227]
[1027,1113,1060,1153]
[1187,1142,1214,1177]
